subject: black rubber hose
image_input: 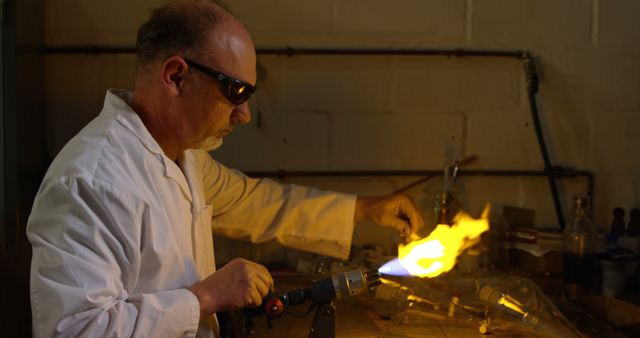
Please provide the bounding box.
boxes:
[522,53,566,229]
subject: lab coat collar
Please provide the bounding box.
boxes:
[177,150,207,211]
[105,89,163,155]
[104,89,193,203]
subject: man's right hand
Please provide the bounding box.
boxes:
[187,258,274,319]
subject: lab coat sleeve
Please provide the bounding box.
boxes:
[198,152,357,260]
[27,175,200,338]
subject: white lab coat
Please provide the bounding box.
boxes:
[27,89,356,338]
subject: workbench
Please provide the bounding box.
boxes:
[247,277,533,338]
[241,274,637,338]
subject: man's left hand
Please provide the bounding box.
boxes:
[354,194,425,240]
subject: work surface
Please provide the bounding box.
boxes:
[250,301,503,338]
[243,275,637,338]
[247,278,536,338]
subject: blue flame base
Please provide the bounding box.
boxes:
[378,258,411,277]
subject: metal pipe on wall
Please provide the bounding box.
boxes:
[247,169,593,207]
[44,46,522,57]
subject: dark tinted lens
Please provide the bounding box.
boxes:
[226,81,253,105]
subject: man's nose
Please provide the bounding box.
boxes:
[230,101,251,125]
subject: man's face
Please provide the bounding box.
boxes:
[179,24,257,151]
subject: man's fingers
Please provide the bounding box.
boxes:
[245,261,273,307]
[398,195,425,234]
[231,259,275,308]
[246,288,263,308]
[399,222,412,236]
[399,220,419,241]
[252,264,274,295]
[387,216,410,235]
[253,274,271,297]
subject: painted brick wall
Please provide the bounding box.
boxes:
[43,0,640,257]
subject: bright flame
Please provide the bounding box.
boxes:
[398,205,490,278]
[497,295,538,324]
[498,295,525,315]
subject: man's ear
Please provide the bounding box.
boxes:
[161,56,188,96]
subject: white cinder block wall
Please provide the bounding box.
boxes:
[44,0,640,260]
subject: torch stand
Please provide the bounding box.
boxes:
[308,301,336,338]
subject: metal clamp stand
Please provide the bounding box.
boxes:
[308,301,336,338]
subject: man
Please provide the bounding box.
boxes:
[27,0,424,337]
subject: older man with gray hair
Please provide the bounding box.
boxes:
[27,1,424,337]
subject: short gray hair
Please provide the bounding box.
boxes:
[135,0,231,70]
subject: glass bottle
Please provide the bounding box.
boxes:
[562,196,597,300]
[478,277,582,338]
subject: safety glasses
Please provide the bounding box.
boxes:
[184,58,256,105]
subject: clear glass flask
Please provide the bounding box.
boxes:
[562,196,597,299]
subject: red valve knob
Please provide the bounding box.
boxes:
[264,297,284,316]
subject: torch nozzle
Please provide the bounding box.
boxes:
[366,269,382,288]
